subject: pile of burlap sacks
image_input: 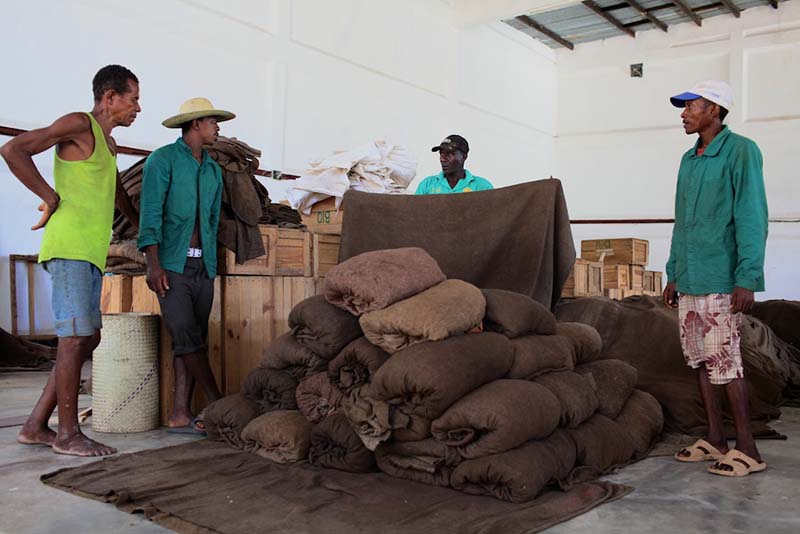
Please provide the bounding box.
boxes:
[203,247,663,504]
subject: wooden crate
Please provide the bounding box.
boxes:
[562,259,589,298]
[99,274,133,313]
[621,288,644,298]
[301,197,344,235]
[643,271,656,292]
[653,271,663,293]
[313,233,341,278]
[603,264,629,290]
[219,226,312,277]
[581,238,649,266]
[629,265,645,290]
[223,276,324,394]
[587,261,603,296]
[604,288,623,300]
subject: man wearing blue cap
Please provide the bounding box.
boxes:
[664,81,768,477]
[415,134,493,194]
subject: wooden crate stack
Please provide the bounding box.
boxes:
[100,208,344,424]
[562,238,663,300]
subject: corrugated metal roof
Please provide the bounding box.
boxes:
[504,0,778,49]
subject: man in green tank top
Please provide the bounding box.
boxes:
[1,65,140,457]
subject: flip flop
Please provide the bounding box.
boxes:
[166,416,206,435]
[707,449,767,477]
[674,439,726,462]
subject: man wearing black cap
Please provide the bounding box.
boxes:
[415,134,493,194]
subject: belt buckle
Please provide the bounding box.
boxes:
[187,248,203,258]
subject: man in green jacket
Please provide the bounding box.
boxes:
[138,98,234,432]
[664,81,768,477]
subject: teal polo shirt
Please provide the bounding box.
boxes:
[415,169,494,195]
[666,126,768,295]
[138,138,223,277]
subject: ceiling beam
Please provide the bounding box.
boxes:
[515,15,575,49]
[719,0,741,17]
[582,0,636,37]
[672,0,703,26]
[624,0,668,32]
[451,0,582,28]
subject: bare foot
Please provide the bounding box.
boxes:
[168,413,192,429]
[17,423,57,446]
[52,432,117,457]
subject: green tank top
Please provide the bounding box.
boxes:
[39,113,117,271]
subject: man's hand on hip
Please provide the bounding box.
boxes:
[31,192,60,230]
[730,286,754,313]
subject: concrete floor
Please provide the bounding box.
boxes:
[1,371,799,534]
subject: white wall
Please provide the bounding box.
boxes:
[555,3,800,300]
[0,0,557,333]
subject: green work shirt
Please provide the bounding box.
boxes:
[137,138,223,277]
[666,126,768,295]
[414,169,494,194]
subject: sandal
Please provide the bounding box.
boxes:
[674,439,726,462]
[707,449,767,477]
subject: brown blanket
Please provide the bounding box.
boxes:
[241,410,312,463]
[375,438,462,487]
[575,360,638,419]
[242,367,298,412]
[534,371,599,428]
[328,337,390,395]
[204,394,262,450]
[288,295,363,359]
[555,322,603,364]
[482,289,557,338]
[555,295,789,435]
[341,393,432,450]
[749,300,800,350]
[614,389,664,457]
[567,414,635,476]
[295,372,344,423]
[323,247,446,315]
[507,335,575,380]
[359,279,486,353]
[308,413,377,473]
[450,430,576,503]
[42,439,632,534]
[338,180,575,309]
[261,332,327,379]
[365,333,514,421]
[431,379,561,459]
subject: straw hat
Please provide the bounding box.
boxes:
[162,97,235,128]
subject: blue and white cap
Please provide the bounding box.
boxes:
[670,80,734,110]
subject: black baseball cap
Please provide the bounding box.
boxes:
[431,134,469,154]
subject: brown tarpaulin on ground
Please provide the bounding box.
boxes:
[338,179,575,309]
[42,440,631,534]
[555,295,794,435]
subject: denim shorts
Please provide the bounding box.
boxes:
[44,259,103,337]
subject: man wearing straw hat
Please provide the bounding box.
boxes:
[138,97,234,433]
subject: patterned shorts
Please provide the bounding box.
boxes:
[678,293,743,385]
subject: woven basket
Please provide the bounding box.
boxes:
[92,313,160,433]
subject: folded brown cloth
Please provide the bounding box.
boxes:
[450,430,576,503]
[308,413,377,473]
[359,280,485,353]
[534,371,599,428]
[614,389,664,457]
[241,410,312,463]
[261,332,327,379]
[482,289,557,338]
[323,247,446,316]
[431,379,560,458]
[365,333,514,421]
[341,393,432,450]
[295,372,344,423]
[576,360,638,419]
[375,438,462,487]
[204,394,262,449]
[288,295,363,359]
[749,300,800,351]
[242,367,298,412]
[506,335,575,380]
[567,414,635,475]
[328,337,390,395]
[556,322,603,364]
